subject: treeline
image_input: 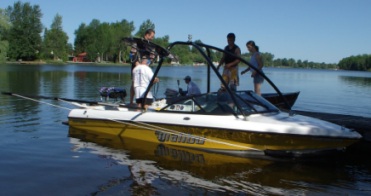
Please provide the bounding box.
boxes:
[1,2,66,61]
[241,53,338,69]
[0,1,168,63]
[270,57,338,70]
[338,54,371,71]
[0,1,369,71]
[73,19,172,63]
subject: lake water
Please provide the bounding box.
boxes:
[1,63,371,195]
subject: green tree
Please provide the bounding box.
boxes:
[73,19,102,61]
[0,8,11,62]
[288,58,295,67]
[296,60,303,68]
[0,9,11,32]
[74,23,89,54]
[261,52,274,67]
[85,19,102,62]
[134,19,155,37]
[112,19,134,63]
[6,1,43,61]
[338,54,371,71]
[96,21,111,62]
[365,55,371,71]
[74,19,135,62]
[170,44,192,64]
[42,14,69,61]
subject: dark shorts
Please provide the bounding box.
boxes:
[253,73,265,84]
[136,98,154,105]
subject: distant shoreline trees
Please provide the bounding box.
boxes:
[338,54,371,71]
[0,1,370,71]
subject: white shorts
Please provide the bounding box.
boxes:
[134,87,153,99]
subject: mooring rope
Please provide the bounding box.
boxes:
[12,93,74,111]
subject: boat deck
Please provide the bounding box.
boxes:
[294,110,371,142]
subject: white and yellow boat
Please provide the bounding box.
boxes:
[68,38,361,157]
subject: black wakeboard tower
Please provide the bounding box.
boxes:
[123,37,292,114]
[167,41,292,111]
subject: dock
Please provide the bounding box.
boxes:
[294,110,371,142]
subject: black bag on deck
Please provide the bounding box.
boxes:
[100,87,126,101]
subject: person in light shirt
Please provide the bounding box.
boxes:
[132,57,159,109]
[179,76,201,96]
[241,40,264,95]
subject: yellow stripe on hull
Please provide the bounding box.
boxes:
[68,118,358,154]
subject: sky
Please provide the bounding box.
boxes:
[1,0,371,64]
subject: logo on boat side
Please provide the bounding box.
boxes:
[154,131,205,145]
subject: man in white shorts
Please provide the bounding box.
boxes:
[132,58,159,109]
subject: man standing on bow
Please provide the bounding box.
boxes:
[217,33,241,92]
[132,55,159,109]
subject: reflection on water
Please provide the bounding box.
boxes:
[339,75,371,87]
[70,126,271,167]
[68,127,371,195]
[68,127,273,194]
[69,128,264,194]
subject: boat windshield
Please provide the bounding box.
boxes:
[155,90,279,115]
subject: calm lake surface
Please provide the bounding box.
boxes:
[1,63,371,195]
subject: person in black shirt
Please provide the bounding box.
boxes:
[217,33,241,92]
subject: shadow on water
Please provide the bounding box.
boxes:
[68,127,371,195]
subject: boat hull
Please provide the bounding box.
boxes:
[68,109,361,157]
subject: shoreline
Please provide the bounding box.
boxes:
[4,60,132,66]
[3,60,180,67]
[3,60,370,71]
